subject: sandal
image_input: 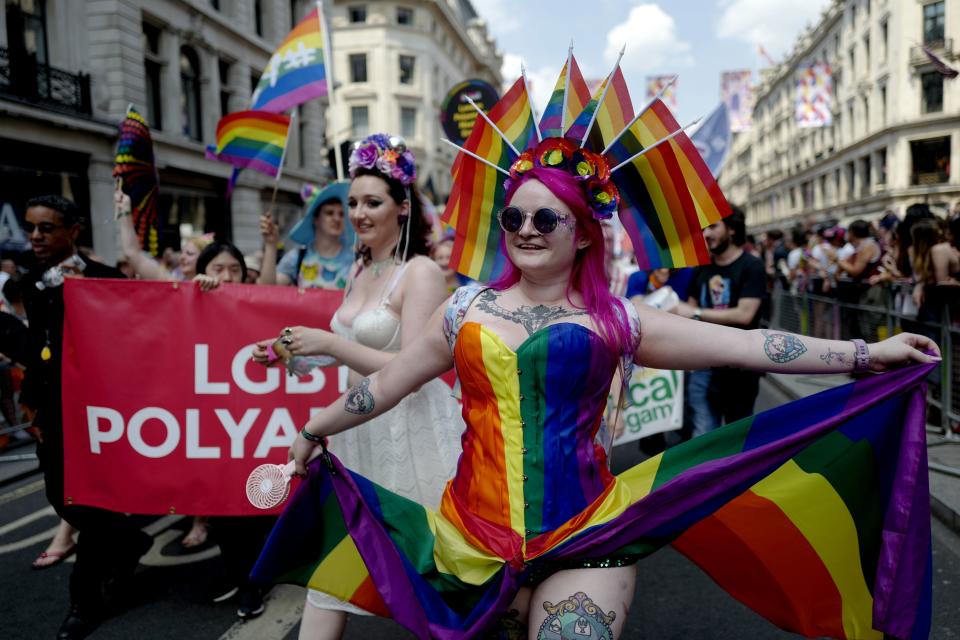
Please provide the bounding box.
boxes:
[32,544,76,569]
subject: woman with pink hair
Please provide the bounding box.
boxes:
[254,138,938,639]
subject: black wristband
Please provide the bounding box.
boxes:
[300,428,324,443]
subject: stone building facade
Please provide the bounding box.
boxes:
[0,0,499,262]
[721,0,960,230]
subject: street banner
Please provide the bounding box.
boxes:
[645,75,678,112]
[720,70,753,132]
[613,368,684,445]
[62,279,347,516]
[795,62,833,128]
[439,79,500,146]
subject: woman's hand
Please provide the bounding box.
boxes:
[193,274,220,291]
[251,339,284,367]
[868,333,940,371]
[114,188,132,218]
[280,326,332,357]
[289,430,320,477]
[260,214,279,246]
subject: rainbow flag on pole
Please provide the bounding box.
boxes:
[205,110,291,177]
[539,54,592,138]
[442,77,538,281]
[252,3,329,113]
[605,98,730,270]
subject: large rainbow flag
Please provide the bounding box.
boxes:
[205,110,290,177]
[251,4,328,113]
[113,106,160,255]
[253,363,934,639]
[441,77,538,282]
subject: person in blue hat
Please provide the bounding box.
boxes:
[258,182,355,289]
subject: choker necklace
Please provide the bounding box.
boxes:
[369,256,394,277]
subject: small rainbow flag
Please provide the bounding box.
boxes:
[251,4,328,113]
[442,77,538,282]
[253,363,935,640]
[205,110,290,177]
[539,54,592,138]
[606,98,730,270]
[113,106,160,254]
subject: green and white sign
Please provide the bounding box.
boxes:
[614,368,684,445]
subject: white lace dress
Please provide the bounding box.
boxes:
[306,262,465,612]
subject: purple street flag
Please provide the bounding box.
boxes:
[922,45,959,79]
[646,75,678,112]
[721,70,754,132]
[796,62,833,128]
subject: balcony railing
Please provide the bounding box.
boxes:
[0,46,91,116]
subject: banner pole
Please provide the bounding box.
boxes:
[268,111,296,215]
[317,0,345,182]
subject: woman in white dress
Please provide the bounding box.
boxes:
[254,134,464,639]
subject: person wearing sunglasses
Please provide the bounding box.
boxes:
[5,196,152,639]
[253,138,939,639]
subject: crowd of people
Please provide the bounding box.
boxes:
[0,132,945,639]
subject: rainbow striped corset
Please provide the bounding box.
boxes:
[441,321,623,565]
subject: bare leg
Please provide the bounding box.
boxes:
[527,565,636,640]
[33,519,76,568]
[298,595,347,640]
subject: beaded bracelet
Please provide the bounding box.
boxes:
[300,428,325,443]
[850,339,871,373]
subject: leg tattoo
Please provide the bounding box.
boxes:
[761,330,808,364]
[537,592,615,640]
[344,378,375,415]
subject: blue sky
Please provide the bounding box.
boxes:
[471,0,831,126]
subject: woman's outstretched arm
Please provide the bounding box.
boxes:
[634,303,940,374]
[289,301,454,474]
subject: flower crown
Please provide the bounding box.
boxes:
[503,137,620,220]
[348,133,417,186]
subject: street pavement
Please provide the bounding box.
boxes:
[2,379,960,639]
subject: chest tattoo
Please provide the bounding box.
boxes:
[475,289,586,336]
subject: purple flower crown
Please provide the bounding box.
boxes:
[348,134,417,186]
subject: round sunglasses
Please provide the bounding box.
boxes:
[497,206,571,235]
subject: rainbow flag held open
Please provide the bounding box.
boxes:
[252,4,328,113]
[605,98,730,270]
[205,110,290,177]
[253,363,934,640]
[442,77,538,282]
[539,54,592,138]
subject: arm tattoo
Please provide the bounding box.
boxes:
[819,347,848,366]
[538,592,615,640]
[476,289,586,336]
[761,330,808,364]
[344,377,375,415]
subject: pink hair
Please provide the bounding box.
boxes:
[490,167,632,356]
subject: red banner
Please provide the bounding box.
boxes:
[62,279,345,516]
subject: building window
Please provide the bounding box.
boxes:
[863,96,869,132]
[349,53,367,83]
[6,0,49,69]
[861,155,872,194]
[863,36,870,65]
[399,54,415,85]
[254,0,264,37]
[351,105,369,138]
[923,1,945,45]
[921,71,943,113]
[880,85,887,125]
[180,47,203,141]
[348,5,366,23]
[298,113,308,167]
[910,136,950,185]
[210,0,220,10]
[848,47,855,74]
[397,6,414,25]
[878,147,887,185]
[143,22,163,130]
[400,106,416,137]
[880,20,888,61]
[218,59,232,117]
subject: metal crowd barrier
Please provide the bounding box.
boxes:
[769,282,959,442]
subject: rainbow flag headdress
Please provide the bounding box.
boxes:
[441,45,732,281]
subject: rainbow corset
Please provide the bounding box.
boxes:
[440,321,625,565]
